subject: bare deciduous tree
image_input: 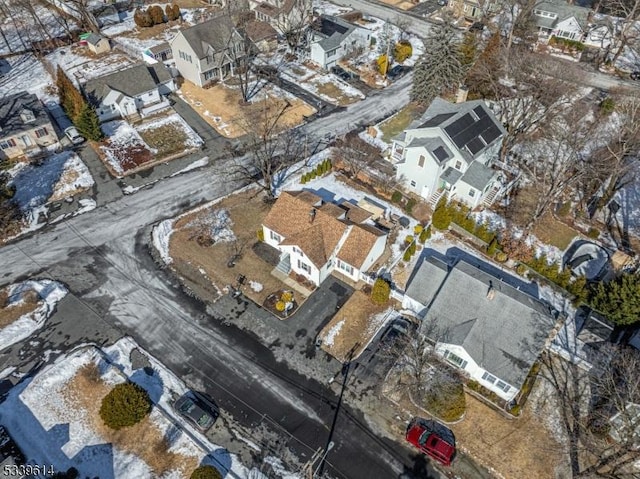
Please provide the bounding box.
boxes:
[38,0,99,33]
[274,0,313,51]
[539,347,640,478]
[602,0,640,63]
[333,133,381,180]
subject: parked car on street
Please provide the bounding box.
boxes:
[64,126,85,145]
[405,417,456,466]
[174,391,219,432]
[387,65,409,81]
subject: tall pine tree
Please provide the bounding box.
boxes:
[76,103,104,141]
[410,19,464,105]
[590,273,640,325]
[56,66,85,121]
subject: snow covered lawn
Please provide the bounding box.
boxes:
[46,46,137,86]
[99,121,153,176]
[0,338,263,479]
[280,63,364,106]
[136,112,204,158]
[0,280,67,352]
[319,291,392,362]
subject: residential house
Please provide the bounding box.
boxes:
[86,34,111,54]
[392,97,507,209]
[262,190,388,286]
[245,21,279,53]
[531,0,610,46]
[170,15,246,87]
[403,256,556,402]
[309,15,371,70]
[249,0,312,35]
[449,0,499,23]
[82,63,176,122]
[0,92,58,160]
[143,42,173,63]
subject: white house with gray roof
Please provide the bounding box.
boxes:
[82,63,176,122]
[309,15,371,70]
[404,257,557,401]
[392,98,507,209]
[170,15,246,87]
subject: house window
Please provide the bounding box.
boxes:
[298,259,311,274]
[35,127,48,138]
[455,160,462,169]
[496,380,510,392]
[293,246,301,255]
[327,48,338,58]
[410,180,416,187]
[468,189,475,197]
[337,259,354,275]
[203,70,216,80]
[394,145,404,157]
[445,350,468,369]
[270,230,281,242]
[482,372,497,384]
[418,155,425,167]
[557,30,577,40]
[0,138,16,149]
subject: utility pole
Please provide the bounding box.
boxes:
[384,21,392,77]
[317,344,359,477]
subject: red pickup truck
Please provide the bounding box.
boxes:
[405,417,456,466]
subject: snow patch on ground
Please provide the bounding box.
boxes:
[249,281,264,293]
[0,338,266,479]
[0,280,67,352]
[323,319,345,347]
[183,209,236,244]
[171,158,209,177]
[264,456,301,479]
[152,219,176,265]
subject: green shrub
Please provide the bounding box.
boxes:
[419,225,431,243]
[495,251,508,263]
[391,191,402,203]
[408,242,416,255]
[325,159,332,172]
[310,170,317,179]
[567,275,588,304]
[509,404,521,416]
[423,383,465,422]
[275,301,285,311]
[403,249,413,262]
[557,201,571,217]
[100,383,152,430]
[405,235,414,245]
[281,291,293,302]
[300,173,306,184]
[431,199,452,230]
[516,264,527,276]
[256,229,264,242]
[486,237,499,256]
[405,198,417,214]
[371,277,391,304]
[190,465,222,479]
[587,227,600,239]
[600,97,615,115]
[474,222,494,244]
[414,224,423,235]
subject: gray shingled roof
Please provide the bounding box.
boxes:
[440,167,463,186]
[460,161,495,190]
[410,97,507,160]
[405,256,449,308]
[421,261,555,388]
[533,0,590,30]
[315,15,357,52]
[83,64,166,105]
[178,15,239,59]
[86,33,103,46]
[407,137,453,164]
[0,91,51,137]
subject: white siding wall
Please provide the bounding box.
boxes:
[290,251,321,285]
[435,342,518,401]
[401,296,427,318]
[396,147,441,198]
[452,180,483,208]
[358,234,387,273]
[262,226,282,249]
[552,17,583,40]
[134,89,161,108]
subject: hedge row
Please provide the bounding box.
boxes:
[432,198,496,243]
[300,159,332,184]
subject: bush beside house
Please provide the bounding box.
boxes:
[99,383,152,430]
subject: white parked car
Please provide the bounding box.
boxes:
[64,126,85,145]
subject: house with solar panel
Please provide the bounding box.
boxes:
[392,98,507,209]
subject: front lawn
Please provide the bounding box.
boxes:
[136,112,203,158]
[378,103,425,143]
[533,213,579,250]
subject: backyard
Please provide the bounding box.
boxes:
[179,81,315,138]
[378,103,426,143]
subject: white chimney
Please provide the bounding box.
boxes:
[456,86,469,104]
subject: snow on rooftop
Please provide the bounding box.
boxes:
[46,47,137,86]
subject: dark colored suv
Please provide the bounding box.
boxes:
[175,391,219,432]
[405,417,456,466]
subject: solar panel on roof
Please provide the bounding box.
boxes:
[419,113,455,128]
[433,146,449,162]
[473,105,488,119]
[445,114,476,148]
[480,124,502,145]
[466,137,485,155]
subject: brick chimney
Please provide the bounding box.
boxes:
[456,86,469,103]
[486,280,495,300]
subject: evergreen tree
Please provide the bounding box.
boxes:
[411,18,464,105]
[75,104,104,141]
[459,32,479,72]
[148,5,165,25]
[590,273,640,325]
[56,66,85,120]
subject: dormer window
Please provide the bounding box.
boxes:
[20,109,35,123]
